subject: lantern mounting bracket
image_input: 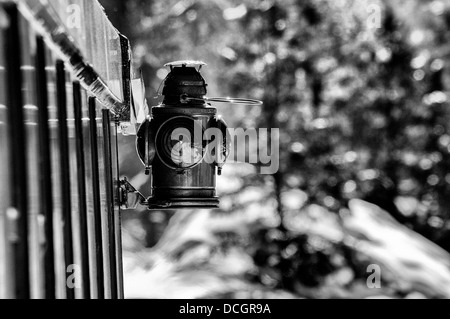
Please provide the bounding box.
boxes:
[119,178,148,210]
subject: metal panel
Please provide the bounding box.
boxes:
[83,1,107,89]
[40,0,125,101]
[20,0,149,127]
[105,17,123,101]
[47,0,87,54]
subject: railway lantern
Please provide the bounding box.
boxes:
[133,61,261,210]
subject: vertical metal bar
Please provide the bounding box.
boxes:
[19,14,43,300]
[4,3,30,299]
[46,49,65,300]
[0,4,12,299]
[96,108,112,299]
[73,81,91,299]
[66,76,82,299]
[56,60,75,300]
[35,36,55,299]
[81,91,98,299]
[102,110,118,299]
[89,97,105,299]
[114,132,125,299]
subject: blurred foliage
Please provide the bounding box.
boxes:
[100,0,450,297]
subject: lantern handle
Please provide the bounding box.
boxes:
[180,95,263,106]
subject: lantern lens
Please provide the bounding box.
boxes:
[155,116,205,169]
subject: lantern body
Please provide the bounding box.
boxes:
[136,63,227,209]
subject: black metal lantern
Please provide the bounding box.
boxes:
[121,61,262,210]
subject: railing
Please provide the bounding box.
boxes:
[0,0,147,299]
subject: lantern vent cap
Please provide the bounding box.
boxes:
[165,61,207,71]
